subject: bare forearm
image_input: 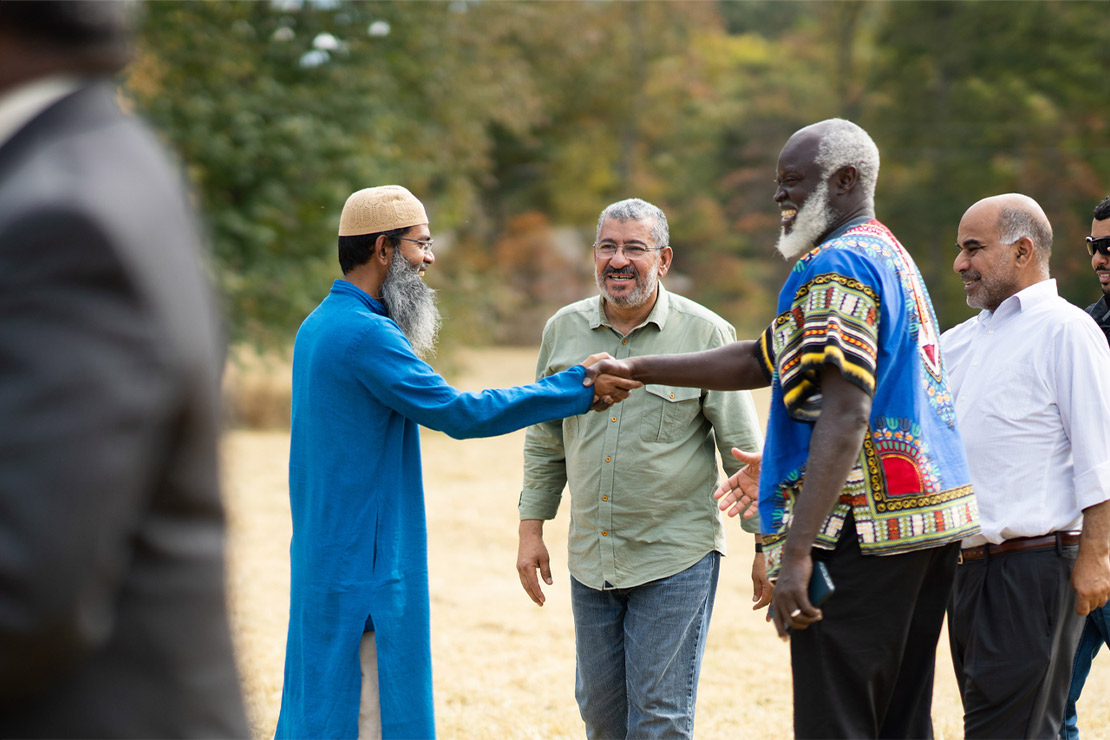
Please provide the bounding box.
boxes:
[519,519,544,537]
[1079,499,1110,560]
[624,341,768,391]
[1072,499,1110,614]
[782,368,871,559]
[783,418,866,558]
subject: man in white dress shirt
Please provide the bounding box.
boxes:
[942,193,1110,739]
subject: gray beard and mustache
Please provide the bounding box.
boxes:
[596,263,660,309]
[381,253,441,359]
[775,180,834,260]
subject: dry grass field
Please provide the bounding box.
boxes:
[223,346,1110,740]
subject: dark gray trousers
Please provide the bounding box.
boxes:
[948,543,1085,740]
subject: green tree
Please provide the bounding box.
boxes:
[866,0,1110,326]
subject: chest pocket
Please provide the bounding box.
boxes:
[640,385,703,443]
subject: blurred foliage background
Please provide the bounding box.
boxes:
[123,0,1110,352]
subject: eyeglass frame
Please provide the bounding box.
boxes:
[395,236,435,252]
[592,242,668,259]
[1085,236,1110,257]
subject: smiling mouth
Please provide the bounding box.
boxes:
[605,270,636,283]
[780,208,798,225]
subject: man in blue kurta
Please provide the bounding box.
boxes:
[587,120,979,738]
[275,185,638,739]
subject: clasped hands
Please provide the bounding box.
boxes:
[581,354,640,411]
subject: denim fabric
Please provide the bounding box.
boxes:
[570,552,720,740]
[1060,605,1110,739]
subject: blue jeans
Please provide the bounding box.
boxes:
[570,552,720,740]
[1060,604,1110,739]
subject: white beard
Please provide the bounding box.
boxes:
[381,253,441,359]
[775,180,834,260]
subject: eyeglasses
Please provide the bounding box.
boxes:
[1086,236,1110,257]
[396,236,434,252]
[593,243,666,259]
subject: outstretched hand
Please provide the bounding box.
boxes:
[581,354,642,410]
[714,447,761,519]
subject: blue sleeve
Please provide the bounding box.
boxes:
[349,320,593,439]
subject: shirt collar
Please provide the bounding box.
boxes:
[0,76,82,150]
[977,278,1057,325]
[590,282,671,333]
[824,216,873,243]
[331,278,387,316]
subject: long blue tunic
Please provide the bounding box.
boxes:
[276,280,592,739]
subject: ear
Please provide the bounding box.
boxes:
[1013,236,1035,266]
[374,234,393,265]
[834,165,858,194]
[656,246,674,277]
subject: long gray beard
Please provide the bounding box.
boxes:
[776,180,834,260]
[381,254,441,359]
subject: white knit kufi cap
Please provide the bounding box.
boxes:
[338,185,428,236]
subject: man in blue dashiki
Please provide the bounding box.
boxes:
[275,185,639,740]
[587,119,979,738]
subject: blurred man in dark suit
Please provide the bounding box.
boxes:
[0,2,248,736]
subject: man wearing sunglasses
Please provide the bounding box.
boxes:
[942,193,1110,740]
[1060,195,1110,740]
[1082,197,1110,345]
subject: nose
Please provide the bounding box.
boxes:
[422,247,435,267]
[774,186,787,204]
[608,248,632,268]
[953,250,968,274]
[1093,251,1109,272]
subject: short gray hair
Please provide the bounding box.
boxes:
[812,119,880,208]
[998,206,1053,264]
[595,198,669,250]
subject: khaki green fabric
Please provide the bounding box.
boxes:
[520,285,763,590]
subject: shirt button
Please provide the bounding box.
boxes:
[669,393,675,399]
[605,456,611,463]
[611,416,617,422]
[621,339,628,345]
[602,531,608,536]
[602,495,609,501]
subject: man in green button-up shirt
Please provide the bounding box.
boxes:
[516,198,768,739]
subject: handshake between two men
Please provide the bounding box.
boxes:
[579,351,761,523]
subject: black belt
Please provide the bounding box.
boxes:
[958,532,1080,564]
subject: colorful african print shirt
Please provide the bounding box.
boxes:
[755,219,979,578]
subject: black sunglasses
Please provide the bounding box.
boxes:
[1086,236,1110,257]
